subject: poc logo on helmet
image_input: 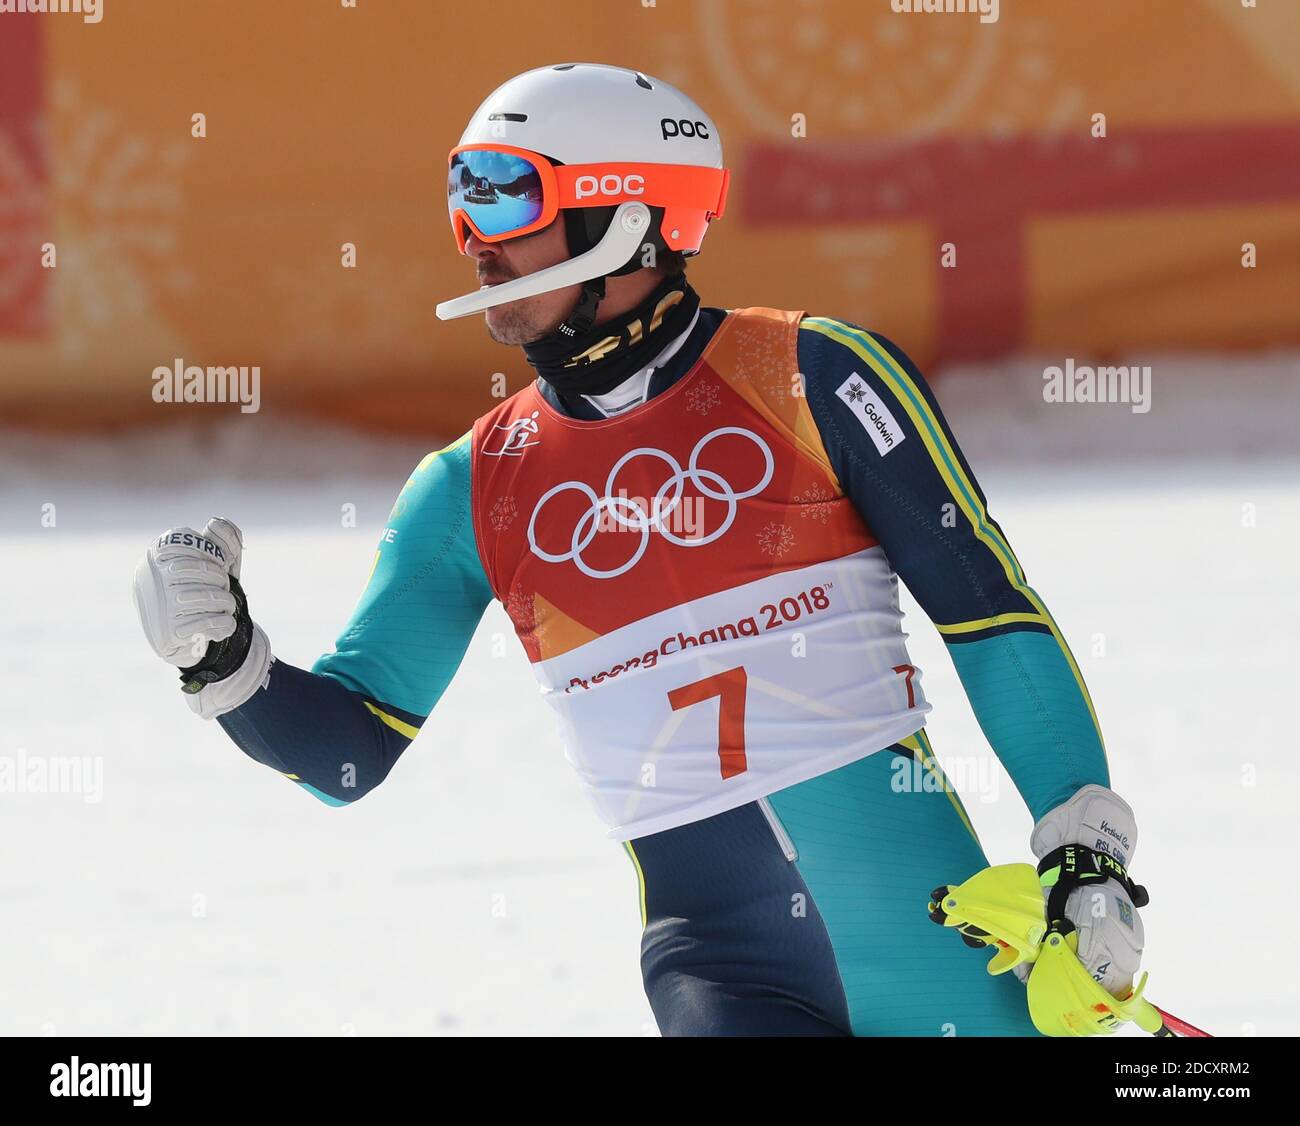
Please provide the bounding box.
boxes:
[574,173,646,200]
[661,118,710,141]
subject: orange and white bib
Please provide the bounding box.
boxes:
[471,308,929,839]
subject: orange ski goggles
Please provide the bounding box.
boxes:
[446,143,729,254]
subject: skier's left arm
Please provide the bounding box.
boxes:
[799,318,1144,998]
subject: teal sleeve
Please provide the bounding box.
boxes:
[943,633,1107,821]
[800,318,1108,821]
[312,432,494,723]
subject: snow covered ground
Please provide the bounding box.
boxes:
[2,353,1298,1036]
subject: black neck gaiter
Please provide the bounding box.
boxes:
[523,274,701,397]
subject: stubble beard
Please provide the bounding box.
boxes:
[485,300,549,346]
[484,292,573,347]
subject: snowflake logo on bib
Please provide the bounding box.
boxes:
[686,380,721,416]
[489,495,519,532]
[757,522,795,557]
[736,326,794,405]
[794,481,835,524]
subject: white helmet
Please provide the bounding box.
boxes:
[436,63,729,321]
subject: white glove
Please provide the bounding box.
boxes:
[1029,784,1145,997]
[132,517,272,719]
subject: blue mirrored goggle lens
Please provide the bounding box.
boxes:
[448,150,545,238]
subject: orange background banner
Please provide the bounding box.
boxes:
[0,0,1296,434]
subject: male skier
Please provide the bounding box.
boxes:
[134,63,1145,1036]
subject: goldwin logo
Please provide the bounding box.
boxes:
[834,373,906,456]
[50,1056,151,1107]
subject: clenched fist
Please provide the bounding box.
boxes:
[132,517,273,718]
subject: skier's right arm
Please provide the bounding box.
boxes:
[133,433,494,805]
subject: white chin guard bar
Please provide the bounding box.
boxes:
[435,202,653,321]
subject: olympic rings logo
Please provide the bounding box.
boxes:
[527,427,774,579]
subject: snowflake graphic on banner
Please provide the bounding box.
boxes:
[49,80,193,358]
[794,481,836,523]
[681,1,1074,138]
[757,521,795,557]
[489,495,518,532]
[845,381,866,403]
[685,379,721,415]
[0,114,46,336]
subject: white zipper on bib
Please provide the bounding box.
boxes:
[757,796,798,862]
